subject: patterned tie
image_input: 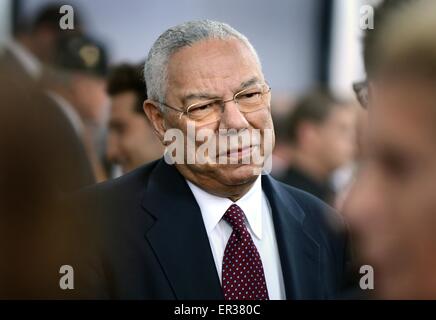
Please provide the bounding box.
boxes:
[221,204,269,300]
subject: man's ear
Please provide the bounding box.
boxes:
[143,100,166,144]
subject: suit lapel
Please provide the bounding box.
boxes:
[141,160,223,299]
[262,175,322,299]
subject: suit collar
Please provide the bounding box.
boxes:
[141,160,223,299]
[262,175,322,299]
[5,40,41,79]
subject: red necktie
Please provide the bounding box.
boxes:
[221,204,269,300]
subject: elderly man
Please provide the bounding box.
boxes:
[74,20,348,300]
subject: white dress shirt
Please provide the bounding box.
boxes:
[186,175,286,300]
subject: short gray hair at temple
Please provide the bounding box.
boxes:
[143,20,262,111]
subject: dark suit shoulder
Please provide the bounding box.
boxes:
[270,178,348,266]
[275,178,345,233]
[68,160,161,234]
[77,160,159,201]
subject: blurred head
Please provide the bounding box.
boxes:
[69,73,108,123]
[345,0,436,298]
[43,33,109,124]
[287,89,356,176]
[16,4,82,63]
[143,20,274,199]
[106,64,163,173]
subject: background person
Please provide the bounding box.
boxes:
[106,63,164,175]
[0,4,82,83]
[43,33,110,182]
[278,89,357,205]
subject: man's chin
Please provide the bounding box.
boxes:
[216,163,262,186]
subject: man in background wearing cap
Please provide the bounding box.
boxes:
[0,4,82,84]
[43,33,110,182]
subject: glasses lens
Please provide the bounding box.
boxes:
[185,84,271,124]
[187,100,221,124]
[236,84,270,112]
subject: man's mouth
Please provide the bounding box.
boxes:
[224,145,259,158]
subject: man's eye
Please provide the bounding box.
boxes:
[190,103,215,113]
[109,123,125,134]
[380,153,413,179]
[239,91,261,100]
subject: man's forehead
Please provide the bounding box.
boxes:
[368,95,436,155]
[166,38,262,89]
[169,37,255,63]
[111,93,139,115]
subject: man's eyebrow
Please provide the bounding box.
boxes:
[238,77,262,90]
[182,92,221,106]
[181,77,262,106]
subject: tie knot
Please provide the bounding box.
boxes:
[223,204,246,232]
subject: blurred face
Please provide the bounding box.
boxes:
[344,77,436,298]
[316,106,357,171]
[72,73,109,124]
[107,91,163,173]
[144,38,274,198]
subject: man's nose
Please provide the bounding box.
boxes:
[343,169,384,230]
[219,101,249,131]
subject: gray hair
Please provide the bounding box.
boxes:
[143,20,261,110]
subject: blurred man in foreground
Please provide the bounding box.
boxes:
[0,70,92,298]
[73,20,348,300]
[106,64,163,175]
[344,0,436,299]
[280,89,357,205]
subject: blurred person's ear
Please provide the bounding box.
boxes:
[143,100,166,145]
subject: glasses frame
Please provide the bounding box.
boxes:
[158,83,271,120]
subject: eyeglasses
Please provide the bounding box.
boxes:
[159,83,271,125]
[353,80,369,109]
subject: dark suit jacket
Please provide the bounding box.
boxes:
[0,47,37,88]
[72,159,349,300]
[0,52,96,297]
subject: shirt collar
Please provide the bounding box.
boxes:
[186,175,263,240]
[46,90,84,135]
[6,40,42,79]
